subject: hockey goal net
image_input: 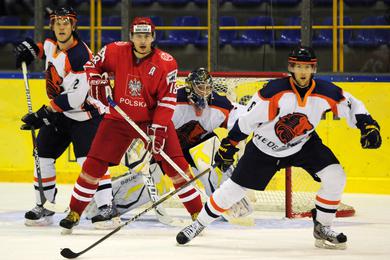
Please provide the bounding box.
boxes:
[176,71,355,218]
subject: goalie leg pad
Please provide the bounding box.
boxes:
[85,171,151,218]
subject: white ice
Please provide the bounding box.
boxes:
[0,183,390,260]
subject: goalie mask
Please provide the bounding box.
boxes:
[288,46,317,88]
[185,68,213,109]
[49,7,78,42]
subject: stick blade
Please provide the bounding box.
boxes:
[60,248,80,259]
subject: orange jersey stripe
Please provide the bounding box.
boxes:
[34,176,56,183]
[316,195,340,205]
[210,195,228,213]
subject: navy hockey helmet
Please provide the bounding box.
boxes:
[288,46,317,65]
[185,68,213,109]
[49,7,78,26]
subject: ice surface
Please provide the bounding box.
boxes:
[0,183,389,260]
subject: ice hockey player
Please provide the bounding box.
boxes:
[59,16,203,233]
[14,7,116,228]
[176,46,382,249]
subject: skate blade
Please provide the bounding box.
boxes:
[315,239,347,250]
[25,216,53,227]
[93,216,122,230]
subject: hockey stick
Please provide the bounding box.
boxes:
[21,62,57,210]
[60,166,212,259]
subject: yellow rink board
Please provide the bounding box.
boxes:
[0,79,389,194]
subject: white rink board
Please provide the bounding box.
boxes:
[0,183,390,260]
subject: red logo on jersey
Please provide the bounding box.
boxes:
[160,52,173,61]
[274,113,313,144]
[45,62,64,99]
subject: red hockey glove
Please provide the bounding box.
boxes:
[147,124,168,159]
[214,138,239,172]
[88,73,112,106]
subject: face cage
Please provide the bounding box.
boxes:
[50,16,77,29]
[188,82,213,109]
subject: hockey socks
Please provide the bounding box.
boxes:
[70,175,99,216]
[174,182,203,216]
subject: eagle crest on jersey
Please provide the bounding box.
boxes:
[128,79,142,97]
[275,112,313,144]
[45,62,64,98]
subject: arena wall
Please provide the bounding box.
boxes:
[0,76,388,194]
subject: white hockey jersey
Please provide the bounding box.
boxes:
[172,89,234,147]
[234,77,371,158]
[40,38,106,121]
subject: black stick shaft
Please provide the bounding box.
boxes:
[21,62,46,205]
[60,166,211,259]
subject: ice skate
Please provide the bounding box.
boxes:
[311,209,347,249]
[59,210,80,235]
[176,220,205,245]
[24,205,55,226]
[91,204,121,230]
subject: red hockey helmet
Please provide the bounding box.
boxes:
[130,17,155,34]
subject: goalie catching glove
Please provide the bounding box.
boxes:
[88,73,112,106]
[20,105,57,130]
[214,138,239,172]
[14,38,40,68]
[356,114,381,149]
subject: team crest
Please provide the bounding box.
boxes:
[45,62,64,99]
[274,113,313,144]
[160,52,173,61]
[128,79,142,97]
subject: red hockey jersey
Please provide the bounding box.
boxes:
[84,42,178,127]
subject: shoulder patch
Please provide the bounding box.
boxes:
[259,77,292,99]
[67,41,91,72]
[159,51,173,61]
[313,79,344,102]
[211,92,234,111]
